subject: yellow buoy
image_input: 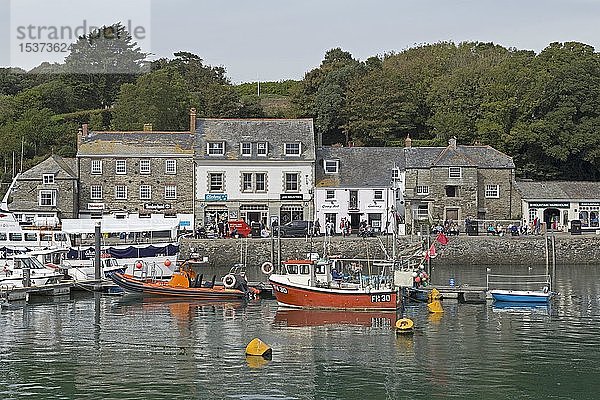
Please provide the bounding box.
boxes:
[245,338,272,359]
[246,355,270,369]
[395,318,414,334]
[427,299,443,313]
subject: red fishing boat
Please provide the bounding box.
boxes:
[268,258,401,310]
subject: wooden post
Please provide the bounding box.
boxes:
[94,222,101,281]
[551,235,557,289]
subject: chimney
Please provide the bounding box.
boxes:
[143,123,153,131]
[189,108,197,133]
[404,134,412,148]
[77,124,89,150]
[449,136,457,150]
[82,123,89,137]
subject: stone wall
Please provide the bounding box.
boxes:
[180,234,600,282]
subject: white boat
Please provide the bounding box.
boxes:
[487,273,555,303]
[0,211,71,250]
[0,254,64,289]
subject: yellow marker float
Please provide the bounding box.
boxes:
[245,338,272,359]
[395,318,414,334]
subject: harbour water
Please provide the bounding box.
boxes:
[2,264,600,399]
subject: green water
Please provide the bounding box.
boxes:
[1,264,600,399]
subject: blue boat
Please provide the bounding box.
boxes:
[489,289,552,303]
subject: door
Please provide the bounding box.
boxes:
[349,191,358,210]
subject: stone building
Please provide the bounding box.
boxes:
[314,146,405,235]
[76,123,194,226]
[403,137,518,233]
[194,118,315,231]
[5,155,78,225]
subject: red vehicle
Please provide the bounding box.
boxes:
[228,220,252,237]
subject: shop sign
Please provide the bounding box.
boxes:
[580,202,600,207]
[87,203,105,210]
[321,202,340,209]
[529,202,570,208]
[205,194,228,201]
[366,203,384,209]
[144,203,172,210]
[280,194,303,201]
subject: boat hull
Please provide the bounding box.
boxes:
[269,275,397,310]
[110,273,247,300]
[489,289,552,303]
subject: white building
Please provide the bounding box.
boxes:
[194,119,316,231]
[314,147,405,235]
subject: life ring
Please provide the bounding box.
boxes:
[223,273,237,289]
[261,261,274,275]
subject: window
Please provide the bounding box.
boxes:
[165,185,177,200]
[115,160,127,175]
[39,190,56,206]
[139,185,151,200]
[209,173,224,192]
[446,186,458,197]
[139,159,151,174]
[374,190,383,200]
[285,173,299,191]
[115,185,127,200]
[207,142,225,155]
[90,185,103,200]
[165,159,176,174]
[416,185,429,195]
[240,142,251,156]
[241,172,266,192]
[416,205,429,220]
[485,184,499,198]
[448,167,462,178]
[43,174,55,184]
[392,168,401,180]
[326,190,335,200]
[284,143,301,156]
[324,160,339,174]
[257,142,267,156]
[91,159,102,174]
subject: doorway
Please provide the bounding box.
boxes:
[543,208,560,230]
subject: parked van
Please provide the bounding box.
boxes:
[228,220,252,237]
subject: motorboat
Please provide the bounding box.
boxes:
[0,254,64,288]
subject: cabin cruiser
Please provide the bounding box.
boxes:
[0,254,64,288]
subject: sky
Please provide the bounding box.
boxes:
[2,0,600,83]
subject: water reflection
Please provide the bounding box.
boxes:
[492,301,554,315]
[273,308,395,328]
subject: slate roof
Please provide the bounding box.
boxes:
[515,181,600,200]
[315,147,405,188]
[78,131,194,156]
[18,155,77,180]
[405,145,514,169]
[195,119,315,161]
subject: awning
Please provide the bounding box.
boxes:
[61,215,180,234]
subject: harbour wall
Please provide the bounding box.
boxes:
[180,234,600,282]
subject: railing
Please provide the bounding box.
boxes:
[486,273,551,291]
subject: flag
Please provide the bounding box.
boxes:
[436,233,449,245]
[424,243,437,260]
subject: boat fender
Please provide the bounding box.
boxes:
[135,260,143,269]
[223,273,237,289]
[261,261,274,275]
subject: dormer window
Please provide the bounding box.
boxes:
[392,168,401,180]
[448,167,462,178]
[257,142,268,156]
[374,190,383,200]
[324,160,339,174]
[284,142,301,156]
[240,142,251,156]
[207,141,225,155]
[43,174,55,184]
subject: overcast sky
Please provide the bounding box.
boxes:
[2,0,600,83]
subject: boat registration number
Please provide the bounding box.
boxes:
[371,294,391,303]
[273,285,288,294]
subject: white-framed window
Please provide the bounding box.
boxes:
[416,185,429,195]
[528,208,537,223]
[241,172,267,192]
[38,190,56,206]
[207,141,225,155]
[448,167,462,178]
[416,204,429,219]
[240,142,251,156]
[115,185,127,200]
[255,173,266,192]
[485,184,499,198]
[165,185,177,200]
[165,159,176,174]
[326,190,335,200]
[324,160,339,174]
[139,185,151,200]
[242,173,253,192]
[257,142,268,156]
[284,142,301,156]
[209,173,224,192]
[285,173,299,191]
[90,185,103,200]
[374,190,383,200]
[43,174,55,184]
[139,159,151,174]
[115,160,127,175]
[91,159,102,175]
[392,168,401,181]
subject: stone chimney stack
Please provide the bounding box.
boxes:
[404,134,412,148]
[82,123,88,137]
[77,124,89,150]
[189,108,197,133]
[449,136,457,150]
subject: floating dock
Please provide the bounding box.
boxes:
[1,280,118,304]
[432,285,489,303]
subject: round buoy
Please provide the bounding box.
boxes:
[395,318,414,334]
[164,259,172,267]
[261,261,274,275]
[135,260,143,269]
[245,338,272,359]
[223,274,237,289]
